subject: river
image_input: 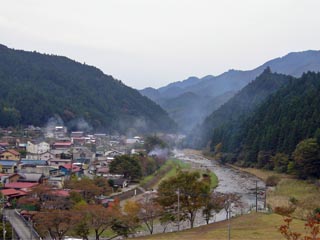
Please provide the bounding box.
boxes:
[173,150,266,225]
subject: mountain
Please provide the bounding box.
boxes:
[209,71,320,169]
[0,44,176,133]
[185,68,293,148]
[140,50,320,132]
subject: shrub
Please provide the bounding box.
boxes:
[266,175,281,186]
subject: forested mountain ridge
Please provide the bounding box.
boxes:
[211,71,320,173]
[140,50,320,132]
[185,68,293,148]
[0,44,176,133]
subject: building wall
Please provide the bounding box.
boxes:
[0,152,20,160]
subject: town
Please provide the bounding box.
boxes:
[0,125,185,239]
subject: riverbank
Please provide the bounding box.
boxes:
[199,150,320,220]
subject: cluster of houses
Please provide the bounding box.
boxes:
[0,126,146,205]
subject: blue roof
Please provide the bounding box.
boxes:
[20,160,48,166]
[0,160,18,166]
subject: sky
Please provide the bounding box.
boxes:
[1,0,320,89]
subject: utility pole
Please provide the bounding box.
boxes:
[255,180,258,212]
[228,207,231,240]
[177,188,180,232]
[2,197,5,240]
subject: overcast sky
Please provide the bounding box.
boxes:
[1,0,320,89]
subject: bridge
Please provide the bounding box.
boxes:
[3,209,41,240]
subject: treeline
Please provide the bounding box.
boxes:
[0,44,176,133]
[211,72,320,178]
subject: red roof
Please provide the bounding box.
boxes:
[1,188,27,197]
[6,149,20,156]
[53,142,72,146]
[51,190,70,197]
[5,182,39,189]
[0,142,9,147]
[61,163,81,172]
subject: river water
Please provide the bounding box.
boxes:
[173,150,266,225]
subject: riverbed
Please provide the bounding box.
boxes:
[174,150,266,224]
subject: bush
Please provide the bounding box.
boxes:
[266,175,281,186]
[274,205,296,216]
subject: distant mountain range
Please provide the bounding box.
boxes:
[185,68,293,148]
[0,44,176,133]
[140,50,320,132]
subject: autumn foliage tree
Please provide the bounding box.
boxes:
[202,192,225,224]
[157,170,211,228]
[33,210,77,240]
[64,177,103,203]
[111,200,141,238]
[137,193,164,234]
[279,214,320,240]
[74,202,121,240]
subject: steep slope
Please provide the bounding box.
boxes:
[0,44,176,133]
[140,50,320,132]
[213,71,320,167]
[185,68,293,148]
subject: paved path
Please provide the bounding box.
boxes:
[4,209,41,240]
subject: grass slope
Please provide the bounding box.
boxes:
[134,213,305,240]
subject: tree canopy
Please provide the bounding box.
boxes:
[0,44,176,133]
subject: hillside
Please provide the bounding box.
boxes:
[140,50,320,132]
[0,44,176,133]
[211,71,320,168]
[185,68,293,148]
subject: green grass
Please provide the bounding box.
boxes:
[140,159,191,189]
[208,171,219,188]
[155,159,191,187]
[134,212,306,240]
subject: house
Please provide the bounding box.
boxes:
[125,138,140,145]
[72,147,94,161]
[1,188,27,201]
[0,142,10,149]
[26,141,50,154]
[20,160,48,167]
[0,173,10,184]
[72,137,86,146]
[59,163,83,177]
[131,148,146,155]
[50,149,72,159]
[4,182,39,191]
[52,142,73,150]
[0,149,20,160]
[96,167,109,176]
[111,178,129,188]
[48,158,72,167]
[25,151,54,160]
[71,131,84,138]
[0,160,18,174]
[18,173,46,184]
[54,126,67,139]
[19,165,57,178]
[4,173,21,184]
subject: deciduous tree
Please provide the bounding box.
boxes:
[157,170,211,228]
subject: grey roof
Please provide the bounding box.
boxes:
[18,173,44,182]
[20,160,48,166]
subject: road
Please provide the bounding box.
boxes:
[4,209,40,240]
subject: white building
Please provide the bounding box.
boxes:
[26,141,50,154]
